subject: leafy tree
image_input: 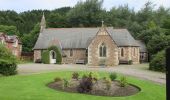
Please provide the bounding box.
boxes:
[47,13,69,28]
[137,27,161,44]
[22,23,40,52]
[0,25,20,35]
[147,33,170,56]
[67,0,104,27]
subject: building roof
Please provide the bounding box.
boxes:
[136,40,147,52]
[33,27,139,50]
[0,32,21,44]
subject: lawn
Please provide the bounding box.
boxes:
[0,71,166,100]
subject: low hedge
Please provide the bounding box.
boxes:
[42,50,50,64]
[0,59,17,76]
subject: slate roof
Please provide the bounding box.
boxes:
[33,27,139,50]
[0,32,21,44]
[136,40,147,52]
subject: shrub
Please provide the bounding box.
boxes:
[0,44,16,61]
[0,44,17,76]
[0,59,17,76]
[41,50,50,64]
[82,74,88,79]
[103,78,112,90]
[88,72,99,81]
[149,50,166,72]
[77,75,93,93]
[54,77,62,82]
[109,72,117,81]
[35,59,42,63]
[62,79,69,89]
[128,60,133,65]
[120,76,128,87]
[72,72,79,80]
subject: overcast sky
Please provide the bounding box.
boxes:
[0,0,169,13]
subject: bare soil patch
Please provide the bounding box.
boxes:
[47,79,140,97]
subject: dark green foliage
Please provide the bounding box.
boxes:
[128,60,133,65]
[21,23,40,52]
[48,46,62,64]
[67,0,104,27]
[41,46,62,64]
[0,25,19,36]
[54,77,62,82]
[0,45,17,76]
[109,72,117,81]
[77,75,93,93]
[0,44,16,61]
[41,50,50,64]
[149,50,166,72]
[72,72,79,80]
[0,59,17,76]
[147,34,170,55]
[120,76,128,87]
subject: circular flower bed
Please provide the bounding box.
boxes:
[47,72,141,97]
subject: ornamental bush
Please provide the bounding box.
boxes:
[149,50,166,72]
[42,50,50,64]
[109,72,117,81]
[0,59,17,76]
[72,72,79,80]
[88,72,99,81]
[0,44,17,76]
[77,75,93,93]
[54,77,62,82]
[120,76,128,87]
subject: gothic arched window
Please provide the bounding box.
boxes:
[70,49,73,57]
[99,43,106,57]
[121,48,124,57]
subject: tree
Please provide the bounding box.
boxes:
[22,23,40,52]
[137,27,161,44]
[67,0,104,27]
[147,33,170,56]
[47,13,68,28]
[0,25,20,35]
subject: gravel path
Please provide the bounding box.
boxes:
[18,63,166,84]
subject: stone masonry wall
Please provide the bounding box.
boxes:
[34,50,41,62]
[88,35,119,66]
[62,49,87,64]
[118,47,139,64]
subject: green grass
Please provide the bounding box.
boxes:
[0,71,166,100]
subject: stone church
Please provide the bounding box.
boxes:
[33,14,148,66]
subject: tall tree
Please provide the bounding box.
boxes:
[67,0,104,27]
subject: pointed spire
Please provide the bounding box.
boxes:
[40,12,46,32]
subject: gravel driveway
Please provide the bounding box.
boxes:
[18,63,166,84]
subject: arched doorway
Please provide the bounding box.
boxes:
[50,50,56,64]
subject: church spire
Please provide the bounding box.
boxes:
[40,12,46,32]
